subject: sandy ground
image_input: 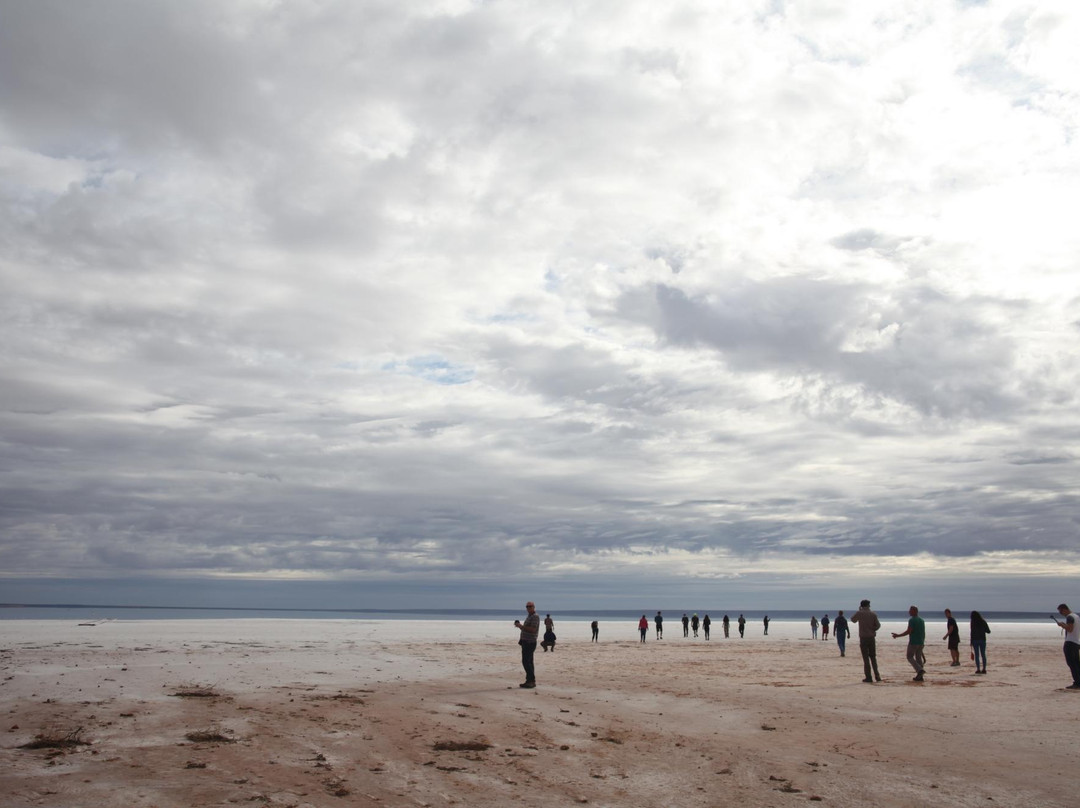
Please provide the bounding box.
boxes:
[1,619,1077,808]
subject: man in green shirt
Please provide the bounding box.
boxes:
[892,605,927,681]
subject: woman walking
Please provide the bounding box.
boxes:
[970,610,991,674]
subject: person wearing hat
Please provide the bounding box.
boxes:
[513,602,540,688]
[850,599,882,683]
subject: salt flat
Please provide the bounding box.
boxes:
[1,619,1075,807]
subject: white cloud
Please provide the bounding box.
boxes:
[1,1,1078,604]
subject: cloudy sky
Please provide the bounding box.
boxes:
[2,0,1078,611]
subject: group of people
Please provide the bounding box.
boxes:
[513,601,1080,691]
[636,611,750,640]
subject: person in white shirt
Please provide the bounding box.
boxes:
[1054,603,1080,690]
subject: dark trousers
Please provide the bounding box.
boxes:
[521,641,536,683]
[1065,641,1080,685]
[860,637,880,680]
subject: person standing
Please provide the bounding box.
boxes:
[655,611,664,640]
[682,613,690,637]
[723,614,730,638]
[834,610,850,657]
[702,614,711,640]
[970,610,991,674]
[851,599,882,683]
[821,614,830,641]
[763,615,770,636]
[691,613,700,638]
[738,614,746,638]
[544,613,554,633]
[810,615,818,639]
[638,614,649,643]
[1053,604,1080,689]
[892,605,926,681]
[943,608,961,666]
[514,602,540,688]
[591,620,599,643]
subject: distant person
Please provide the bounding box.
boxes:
[738,614,746,638]
[970,610,991,674]
[655,611,664,640]
[703,614,711,640]
[723,614,730,638]
[943,608,961,666]
[810,615,819,639]
[682,613,690,637]
[591,620,599,643]
[544,613,554,633]
[821,614,830,641]
[892,605,926,682]
[513,601,540,688]
[851,599,882,683]
[691,613,700,637]
[541,627,556,652]
[763,615,769,636]
[834,610,850,657]
[1054,603,1080,689]
[639,614,649,643]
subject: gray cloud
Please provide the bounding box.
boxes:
[2,1,1079,605]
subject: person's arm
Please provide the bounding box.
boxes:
[892,627,911,639]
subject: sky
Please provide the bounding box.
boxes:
[1,0,1079,612]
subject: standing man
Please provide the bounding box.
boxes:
[655,611,664,640]
[1054,603,1080,690]
[821,614,830,641]
[682,613,690,637]
[703,613,711,640]
[834,610,850,657]
[892,605,927,682]
[738,614,746,638]
[851,599,882,683]
[723,614,730,638]
[513,601,540,688]
[591,619,599,642]
[763,615,770,635]
[943,608,961,667]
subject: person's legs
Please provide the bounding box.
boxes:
[906,644,920,673]
[868,638,880,680]
[837,634,846,656]
[860,638,873,680]
[1063,642,1080,686]
[973,640,986,672]
[521,641,536,685]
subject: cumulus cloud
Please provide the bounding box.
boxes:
[1,0,1078,604]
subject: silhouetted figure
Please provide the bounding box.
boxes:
[834,610,850,657]
[970,610,991,674]
[851,599,882,683]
